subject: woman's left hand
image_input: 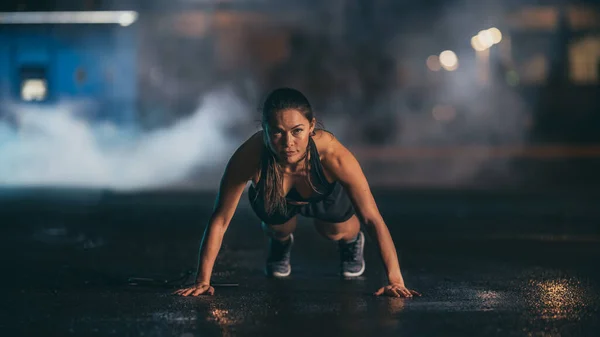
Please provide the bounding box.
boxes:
[374,284,422,298]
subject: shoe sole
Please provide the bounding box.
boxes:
[342,231,365,277]
[265,234,293,278]
[265,266,291,278]
[343,260,365,277]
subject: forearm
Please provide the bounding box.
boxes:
[364,221,405,285]
[195,218,228,284]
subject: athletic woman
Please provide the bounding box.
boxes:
[174,88,420,298]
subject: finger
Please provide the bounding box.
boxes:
[374,287,385,296]
[396,288,411,297]
[410,290,422,297]
[172,288,188,296]
[208,286,215,296]
[389,288,401,297]
[182,288,196,297]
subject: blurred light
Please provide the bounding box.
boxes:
[432,104,456,122]
[477,30,495,49]
[210,309,233,324]
[426,55,442,71]
[0,11,138,25]
[476,290,501,307]
[439,50,459,71]
[21,79,47,101]
[488,27,503,44]
[118,12,137,27]
[533,279,586,320]
[506,70,519,86]
[471,36,487,51]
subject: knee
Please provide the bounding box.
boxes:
[314,216,360,242]
[314,223,346,241]
[323,232,346,242]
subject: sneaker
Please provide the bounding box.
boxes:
[338,231,365,277]
[265,234,294,278]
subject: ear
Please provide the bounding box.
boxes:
[309,118,316,134]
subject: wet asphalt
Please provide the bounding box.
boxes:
[1,188,599,336]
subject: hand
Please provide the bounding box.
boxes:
[374,284,421,298]
[172,283,215,297]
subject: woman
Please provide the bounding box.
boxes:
[174,88,420,298]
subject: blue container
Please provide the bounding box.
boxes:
[0,22,138,126]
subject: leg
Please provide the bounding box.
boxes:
[262,216,297,241]
[263,216,297,278]
[314,215,365,277]
[313,214,361,242]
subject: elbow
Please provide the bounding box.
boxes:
[358,209,386,228]
[360,215,383,229]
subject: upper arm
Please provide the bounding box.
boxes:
[321,137,383,225]
[212,133,261,225]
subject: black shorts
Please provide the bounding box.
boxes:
[248,182,355,225]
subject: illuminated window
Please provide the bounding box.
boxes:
[511,34,552,85]
[19,66,48,102]
[21,79,48,101]
[569,35,600,84]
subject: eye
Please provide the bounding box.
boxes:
[292,129,302,135]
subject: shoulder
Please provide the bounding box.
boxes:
[239,130,264,154]
[312,129,354,171]
[312,129,337,157]
[227,131,264,177]
[313,131,368,187]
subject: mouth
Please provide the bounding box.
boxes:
[282,151,296,157]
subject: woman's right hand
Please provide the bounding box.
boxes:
[172,283,215,297]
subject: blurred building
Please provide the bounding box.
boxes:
[0,2,138,125]
[1,0,599,144]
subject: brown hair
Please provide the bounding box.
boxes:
[260,87,322,216]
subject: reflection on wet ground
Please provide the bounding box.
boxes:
[1,189,599,336]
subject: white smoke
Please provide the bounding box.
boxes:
[0,88,253,191]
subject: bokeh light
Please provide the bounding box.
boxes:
[118,12,138,27]
[471,36,487,51]
[426,55,442,71]
[439,50,459,71]
[488,27,503,44]
[477,30,495,49]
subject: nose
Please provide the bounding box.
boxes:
[283,132,294,147]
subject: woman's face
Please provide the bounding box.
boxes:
[266,109,315,165]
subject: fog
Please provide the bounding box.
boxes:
[1,1,592,191]
[0,88,254,190]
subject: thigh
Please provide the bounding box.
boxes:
[262,216,298,238]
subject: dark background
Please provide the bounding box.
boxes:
[1,1,599,336]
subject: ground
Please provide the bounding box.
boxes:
[1,188,599,336]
